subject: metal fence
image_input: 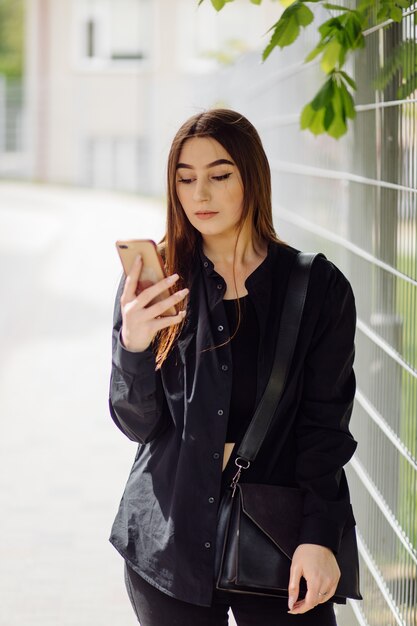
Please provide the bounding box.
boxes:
[197,5,417,626]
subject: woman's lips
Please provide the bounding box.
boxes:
[195,211,218,220]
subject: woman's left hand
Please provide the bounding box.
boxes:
[287,543,340,614]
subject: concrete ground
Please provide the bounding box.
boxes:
[0,181,238,626]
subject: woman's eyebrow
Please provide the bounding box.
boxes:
[176,158,235,170]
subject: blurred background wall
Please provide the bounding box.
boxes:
[1,0,277,191]
[0,2,416,626]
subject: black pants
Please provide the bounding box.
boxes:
[124,564,337,626]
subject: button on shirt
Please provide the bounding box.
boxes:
[109,240,358,607]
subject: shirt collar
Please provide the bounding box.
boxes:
[196,240,278,339]
[197,238,275,287]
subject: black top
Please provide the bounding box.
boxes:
[108,240,357,607]
[223,296,259,443]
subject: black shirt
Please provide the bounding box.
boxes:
[108,241,357,607]
[223,296,258,443]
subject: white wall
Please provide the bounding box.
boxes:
[24,0,282,194]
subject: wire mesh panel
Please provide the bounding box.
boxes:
[196,3,417,625]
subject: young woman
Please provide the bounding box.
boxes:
[109,109,358,626]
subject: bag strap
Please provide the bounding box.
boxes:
[235,252,320,467]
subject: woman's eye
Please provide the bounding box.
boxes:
[212,173,232,181]
[177,173,231,184]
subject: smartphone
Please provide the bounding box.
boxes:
[115,239,177,316]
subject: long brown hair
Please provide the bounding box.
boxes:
[155,108,279,367]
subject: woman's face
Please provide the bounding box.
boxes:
[175,137,244,240]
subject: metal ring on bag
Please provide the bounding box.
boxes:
[230,458,251,497]
[235,457,251,470]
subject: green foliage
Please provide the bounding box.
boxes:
[377,0,411,22]
[301,71,356,138]
[374,39,417,99]
[305,7,366,72]
[199,0,279,9]
[199,0,414,139]
[0,0,24,79]
[263,2,314,60]
[198,0,235,10]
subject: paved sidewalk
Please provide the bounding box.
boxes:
[0,182,238,626]
[0,182,166,626]
[0,182,240,626]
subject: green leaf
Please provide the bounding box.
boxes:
[250,0,263,4]
[300,103,326,135]
[339,70,357,91]
[391,6,403,22]
[301,72,356,138]
[342,19,355,46]
[263,21,298,58]
[297,3,314,27]
[301,74,354,139]
[333,81,345,117]
[357,0,375,13]
[377,6,389,21]
[338,43,347,67]
[326,87,345,136]
[339,83,356,119]
[322,3,350,11]
[311,77,334,110]
[209,0,233,10]
[300,103,315,129]
[320,39,342,73]
[374,39,417,94]
[327,114,347,138]
[402,42,417,80]
[343,13,365,49]
[318,17,340,38]
[398,74,417,100]
[305,42,325,63]
[377,0,410,23]
[263,2,314,60]
[323,103,335,130]
[279,0,297,7]
[310,108,326,135]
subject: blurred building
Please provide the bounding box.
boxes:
[20,0,277,194]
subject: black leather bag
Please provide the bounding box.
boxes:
[214,253,362,602]
[215,483,362,602]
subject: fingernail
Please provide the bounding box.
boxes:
[288,597,295,611]
[135,254,142,263]
[167,273,179,285]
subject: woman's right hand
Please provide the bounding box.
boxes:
[120,255,188,353]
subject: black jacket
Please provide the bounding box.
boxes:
[109,241,357,607]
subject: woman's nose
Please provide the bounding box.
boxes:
[193,179,210,202]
